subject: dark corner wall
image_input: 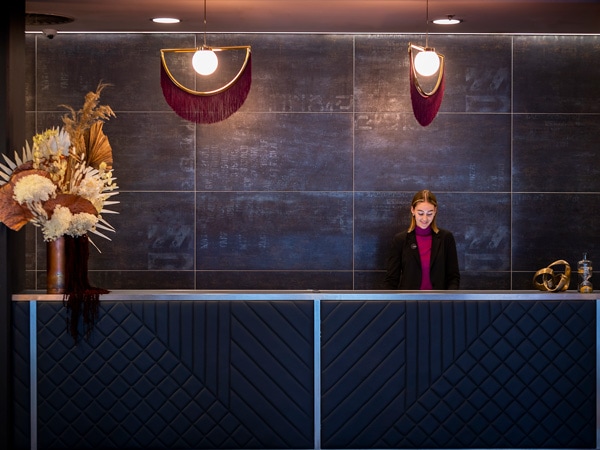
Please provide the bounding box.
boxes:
[23,33,600,291]
[2,2,25,449]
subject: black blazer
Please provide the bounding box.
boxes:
[383,228,460,290]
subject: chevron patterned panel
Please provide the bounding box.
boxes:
[321,300,596,448]
[34,300,314,449]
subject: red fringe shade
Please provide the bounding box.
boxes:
[409,52,445,127]
[160,54,252,124]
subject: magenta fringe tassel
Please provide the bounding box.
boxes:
[62,235,109,343]
[160,54,252,124]
[409,59,445,127]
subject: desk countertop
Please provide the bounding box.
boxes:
[12,289,600,301]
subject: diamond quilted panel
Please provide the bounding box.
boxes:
[35,300,314,449]
[321,300,595,449]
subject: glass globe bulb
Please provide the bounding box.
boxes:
[414,50,440,77]
[192,49,218,76]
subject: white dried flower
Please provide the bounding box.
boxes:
[13,174,57,204]
[42,205,72,242]
[73,173,105,208]
[67,213,98,237]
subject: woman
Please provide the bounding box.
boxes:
[384,189,460,290]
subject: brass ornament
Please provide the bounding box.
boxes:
[533,260,571,292]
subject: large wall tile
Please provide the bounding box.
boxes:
[33,33,196,112]
[354,113,511,192]
[513,114,600,192]
[460,271,511,290]
[196,192,353,271]
[445,193,511,273]
[238,34,354,113]
[196,270,353,290]
[28,112,68,135]
[352,271,384,290]
[24,35,36,112]
[86,191,195,271]
[354,192,413,273]
[88,270,195,290]
[440,35,512,113]
[197,112,352,191]
[514,35,600,113]
[354,35,410,113]
[512,193,600,272]
[109,112,196,191]
[512,271,539,291]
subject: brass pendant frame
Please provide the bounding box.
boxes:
[160,46,252,96]
[408,43,445,97]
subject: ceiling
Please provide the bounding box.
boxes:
[25,0,600,35]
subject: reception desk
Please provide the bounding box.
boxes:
[11,291,599,449]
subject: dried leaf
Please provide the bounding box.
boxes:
[12,168,54,183]
[12,160,35,176]
[44,193,98,217]
[85,122,113,169]
[0,169,57,230]
[0,174,36,231]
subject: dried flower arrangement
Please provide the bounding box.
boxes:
[0,82,119,247]
[0,82,119,341]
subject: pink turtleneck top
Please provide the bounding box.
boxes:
[415,225,433,290]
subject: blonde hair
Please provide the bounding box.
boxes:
[408,189,439,233]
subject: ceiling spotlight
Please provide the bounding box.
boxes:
[152,17,181,24]
[432,15,462,25]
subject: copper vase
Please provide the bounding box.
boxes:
[47,236,66,294]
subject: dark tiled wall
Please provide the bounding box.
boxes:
[24,33,600,291]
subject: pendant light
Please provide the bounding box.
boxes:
[193,0,218,76]
[411,0,441,77]
[159,0,252,123]
[407,0,446,126]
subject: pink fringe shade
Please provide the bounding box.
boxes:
[408,46,445,127]
[160,51,252,124]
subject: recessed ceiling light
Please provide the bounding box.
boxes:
[432,15,462,25]
[152,17,181,24]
